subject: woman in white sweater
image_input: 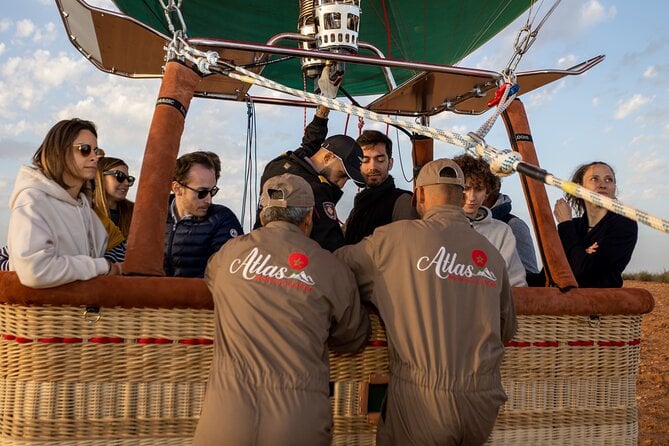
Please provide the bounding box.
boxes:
[8,118,122,288]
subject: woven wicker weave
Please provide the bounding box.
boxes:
[0,305,213,445]
[0,305,643,445]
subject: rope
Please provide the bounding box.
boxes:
[220,63,512,166]
[216,61,669,234]
[240,96,259,232]
[545,175,669,233]
[505,0,563,75]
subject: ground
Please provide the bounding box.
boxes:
[629,280,669,445]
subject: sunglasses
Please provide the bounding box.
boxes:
[73,143,105,157]
[178,182,219,199]
[104,169,136,187]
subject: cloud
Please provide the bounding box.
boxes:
[643,66,657,78]
[579,0,617,27]
[622,38,669,67]
[15,19,35,38]
[629,151,667,176]
[639,184,669,201]
[518,0,616,50]
[0,19,11,33]
[31,22,58,44]
[0,50,89,119]
[592,96,599,107]
[624,150,667,198]
[557,54,577,69]
[526,79,566,108]
[0,43,5,56]
[613,94,651,120]
[0,138,38,160]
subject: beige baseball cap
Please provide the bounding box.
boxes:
[415,158,465,188]
[260,173,315,208]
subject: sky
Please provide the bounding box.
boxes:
[0,0,668,273]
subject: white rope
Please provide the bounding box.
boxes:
[223,65,503,158]
[215,61,669,234]
[546,176,669,233]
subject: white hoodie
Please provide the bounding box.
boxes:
[469,206,527,287]
[8,165,109,288]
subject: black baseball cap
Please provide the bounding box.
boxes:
[321,135,365,187]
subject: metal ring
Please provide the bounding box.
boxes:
[83,306,101,324]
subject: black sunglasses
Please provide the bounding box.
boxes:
[73,143,104,157]
[178,182,219,199]
[104,169,136,187]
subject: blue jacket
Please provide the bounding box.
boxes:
[165,197,243,277]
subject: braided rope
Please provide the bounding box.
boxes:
[546,176,669,233]
[219,62,669,234]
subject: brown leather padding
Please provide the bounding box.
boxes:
[0,272,211,309]
[411,135,434,186]
[124,61,202,276]
[513,286,654,316]
[502,99,578,289]
[0,272,653,315]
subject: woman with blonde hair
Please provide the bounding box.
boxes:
[92,157,135,261]
[7,118,122,288]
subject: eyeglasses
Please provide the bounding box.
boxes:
[178,182,219,199]
[104,169,136,187]
[73,143,105,157]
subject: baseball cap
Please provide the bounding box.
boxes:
[415,158,465,188]
[260,173,315,208]
[321,134,365,187]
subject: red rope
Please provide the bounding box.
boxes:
[344,114,351,135]
[381,0,392,58]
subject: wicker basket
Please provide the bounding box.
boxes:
[0,296,649,445]
[0,304,213,446]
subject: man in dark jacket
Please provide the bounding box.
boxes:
[254,66,365,252]
[165,151,243,277]
[343,130,418,244]
[255,110,364,252]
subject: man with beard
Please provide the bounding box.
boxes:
[343,130,418,244]
[255,66,365,252]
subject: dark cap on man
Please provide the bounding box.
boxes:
[260,173,315,208]
[415,158,465,188]
[321,134,365,187]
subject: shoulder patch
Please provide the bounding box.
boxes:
[322,202,338,221]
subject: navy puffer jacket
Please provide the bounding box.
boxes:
[165,197,243,277]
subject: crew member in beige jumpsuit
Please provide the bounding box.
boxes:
[336,158,517,446]
[194,173,370,446]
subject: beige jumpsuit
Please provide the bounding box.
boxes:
[336,204,517,446]
[193,221,370,446]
